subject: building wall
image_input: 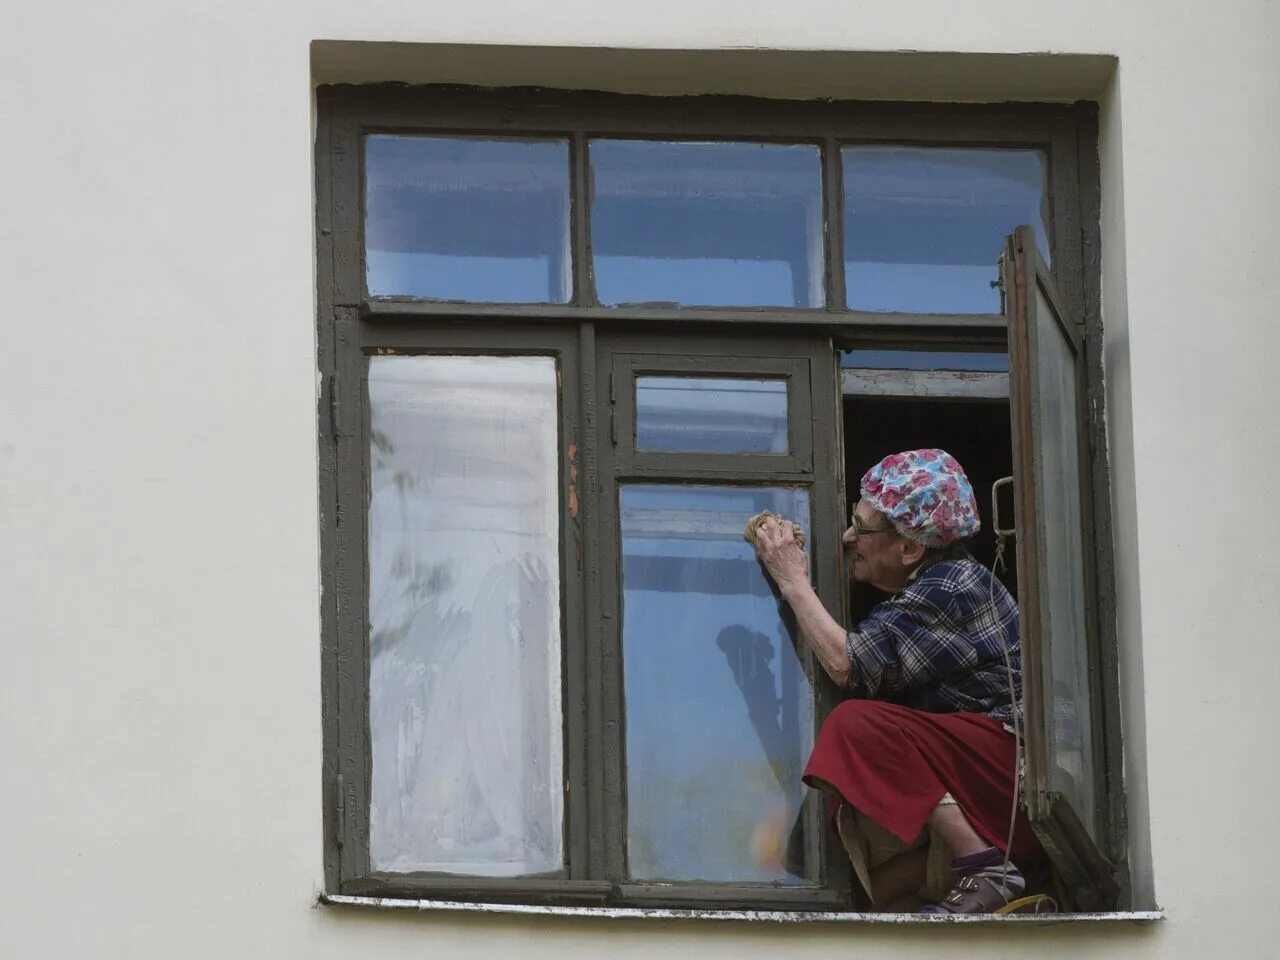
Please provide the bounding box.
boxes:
[2,1,1277,956]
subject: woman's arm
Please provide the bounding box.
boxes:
[752,516,851,688]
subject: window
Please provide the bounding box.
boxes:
[317,86,1123,912]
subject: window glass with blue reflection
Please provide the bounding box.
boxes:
[635,377,789,454]
[591,140,824,308]
[621,484,814,883]
[365,136,571,303]
[843,147,1049,314]
[840,349,1010,372]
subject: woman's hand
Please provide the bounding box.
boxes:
[749,514,852,687]
[751,515,808,592]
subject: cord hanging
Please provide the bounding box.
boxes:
[988,477,1022,898]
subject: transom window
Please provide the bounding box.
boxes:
[317,85,1123,913]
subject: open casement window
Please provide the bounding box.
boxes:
[596,333,848,909]
[1002,226,1120,910]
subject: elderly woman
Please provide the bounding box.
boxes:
[751,449,1037,914]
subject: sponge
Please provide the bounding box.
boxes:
[742,510,806,549]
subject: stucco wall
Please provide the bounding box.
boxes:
[2,1,1277,956]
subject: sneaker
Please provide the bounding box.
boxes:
[920,847,1025,915]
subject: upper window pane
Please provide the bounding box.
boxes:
[636,376,788,454]
[365,136,571,303]
[367,355,564,876]
[843,147,1049,314]
[590,140,825,308]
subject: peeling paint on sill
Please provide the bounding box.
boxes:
[320,893,1163,924]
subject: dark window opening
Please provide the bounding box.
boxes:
[843,394,1016,623]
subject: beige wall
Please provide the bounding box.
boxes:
[3,0,1277,956]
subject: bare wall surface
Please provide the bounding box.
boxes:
[2,0,1278,956]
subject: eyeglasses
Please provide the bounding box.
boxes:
[848,512,897,539]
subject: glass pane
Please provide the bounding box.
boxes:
[367,355,564,875]
[841,349,1009,372]
[621,485,815,883]
[844,147,1049,313]
[591,140,824,307]
[1033,287,1098,842]
[635,376,788,454]
[365,136,571,302]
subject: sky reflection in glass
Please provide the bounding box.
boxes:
[621,484,814,883]
[635,377,788,454]
[844,147,1049,314]
[591,140,824,307]
[840,349,1010,372]
[365,135,571,303]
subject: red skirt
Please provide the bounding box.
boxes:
[803,700,1040,865]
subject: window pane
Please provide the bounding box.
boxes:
[844,147,1049,313]
[621,485,815,884]
[367,355,564,875]
[1033,287,1099,843]
[840,349,1009,372]
[635,376,788,454]
[591,140,824,307]
[365,136,571,302]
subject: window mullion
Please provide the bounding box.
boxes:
[592,336,628,880]
[822,137,847,312]
[571,133,597,307]
[575,320,611,880]
[557,325,591,882]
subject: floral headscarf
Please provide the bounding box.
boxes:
[859,449,980,547]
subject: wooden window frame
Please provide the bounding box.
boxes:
[316,83,1125,911]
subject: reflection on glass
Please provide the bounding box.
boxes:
[621,485,815,883]
[840,349,1009,372]
[367,355,563,875]
[635,377,788,454]
[591,140,824,307]
[1033,286,1098,842]
[843,147,1049,313]
[365,136,571,302]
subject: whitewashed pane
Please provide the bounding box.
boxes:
[367,355,563,875]
[1033,286,1098,842]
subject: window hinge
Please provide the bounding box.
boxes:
[334,773,345,847]
[327,374,339,441]
[608,371,618,444]
[990,259,1007,313]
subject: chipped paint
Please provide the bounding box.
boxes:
[320,894,1161,925]
[567,443,580,519]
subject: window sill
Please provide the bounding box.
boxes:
[320,893,1163,925]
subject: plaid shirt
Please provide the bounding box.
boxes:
[845,556,1022,724]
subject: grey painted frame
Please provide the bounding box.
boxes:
[316,83,1122,911]
[596,330,849,909]
[328,323,589,902]
[613,353,814,475]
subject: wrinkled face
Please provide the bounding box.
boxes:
[842,500,913,592]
